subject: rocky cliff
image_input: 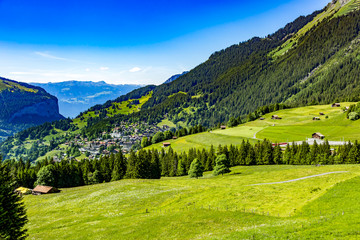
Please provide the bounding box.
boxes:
[0,77,64,124]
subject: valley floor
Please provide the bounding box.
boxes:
[24,165,360,239]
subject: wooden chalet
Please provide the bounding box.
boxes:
[260,117,265,120]
[332,103,341,107]
[312,132,325,140]
[32,185,59,195]
[172,136,178,139]
[220,125,227,130]
[271,115,282,120]
[313,117,320,121]
[163,142,171,147]
[319,112,325,115]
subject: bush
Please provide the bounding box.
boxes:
[348,112,359,121]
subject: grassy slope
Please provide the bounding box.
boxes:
[271,0,360,58]
[147,103,357,153]
[24,165,360,239]
[0,79,38,93]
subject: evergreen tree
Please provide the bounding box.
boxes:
[0,163,28,240]
[177,158,187,176]
[188,158,204,178]
[150,150,161,179]
[34,165,56,187]
[213,154,231,176]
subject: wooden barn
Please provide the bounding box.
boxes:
[319,112,325,115]
[312,132,325,140]
[220,125,227,130]
[32,185,59,195]
[271,115,282,120]
[260,117,265,120]
[163,142,171,147]
[172,136,178,140]
[332,103,341,107]
[313,117,320,120]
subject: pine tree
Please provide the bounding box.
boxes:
[188,158,204,178]
[213,154,231,176]
[150,150,161,179]
[0,163,28,240]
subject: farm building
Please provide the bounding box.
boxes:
[163,142,171,147]
[260,117,265,120]
[32,185,59,195]
[313,117,320,120]
[172,136,178,140]
[319,112,325,115]
[220,125,227,129]
[312,133,325,139]
[332,103,341,107]
[271,115,282,120]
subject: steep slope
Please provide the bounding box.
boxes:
[32,81,142,118]
[0,77,63,124]
[137,0,360,126]
[0,77,64,141]
[164,71,189,84]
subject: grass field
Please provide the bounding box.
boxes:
[147,103,358,153]
[24,165,360,239]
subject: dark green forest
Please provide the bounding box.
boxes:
[3,139,360,189]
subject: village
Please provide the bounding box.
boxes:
[53,121,171,161]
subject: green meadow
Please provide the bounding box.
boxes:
[148,102,359,153]
[24,165,360,239]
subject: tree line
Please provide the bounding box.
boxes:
[4,139,360,190]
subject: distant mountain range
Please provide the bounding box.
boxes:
[32,81,143,118]
[164,71,189,84]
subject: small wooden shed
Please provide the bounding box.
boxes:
[272,115,282,120]
[332,103,341,107]
[32,185,59,195]
[220,125,227,130]
[313,117,320,120]
[163,142,171,147]
[260,117,265,120]
[319,112,325,116]
[312,133,325,139]
[172,136,178,140]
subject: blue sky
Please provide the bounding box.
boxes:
[0,0,329,85]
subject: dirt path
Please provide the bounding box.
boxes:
[248,171,349,186]
[253,127,268,139]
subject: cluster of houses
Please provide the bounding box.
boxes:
[61,122,170,159]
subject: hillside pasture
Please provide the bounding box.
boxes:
[24,165,360,239]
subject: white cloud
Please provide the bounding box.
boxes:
[100,67,109,71]
[85,68,91,72]
[35,51,70,61]
[9,72,36,75]
[129,67,141,73]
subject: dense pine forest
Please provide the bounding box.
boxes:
[4,139,360,190]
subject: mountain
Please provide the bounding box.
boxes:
[2,0,360,161]
[0,77,63,141]
[164,71,189,84]
[32,81,143,118]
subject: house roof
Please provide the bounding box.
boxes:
[33,185,55,194]
[313,132,325,137]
